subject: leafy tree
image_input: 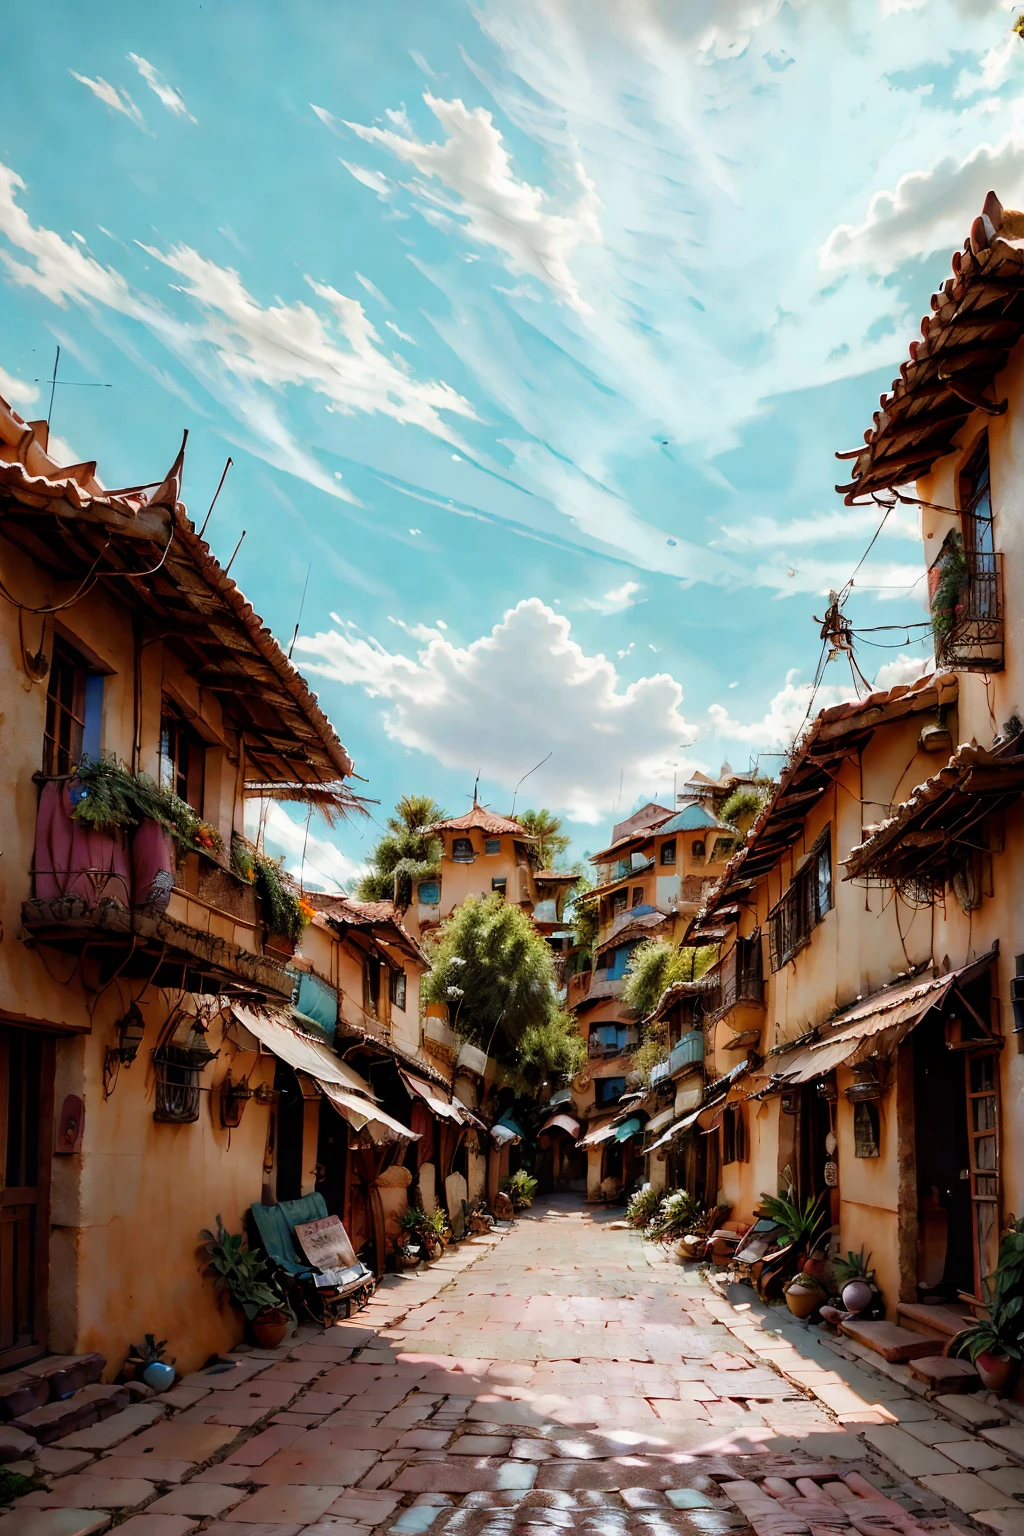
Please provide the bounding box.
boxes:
[356,794,446,905]
[517,808,571,870]
[621,940,717,1021]
[423,894,584,1085]
[566,877,598,973]
[719,783,771,832]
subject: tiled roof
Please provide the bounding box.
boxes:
[320,895,427,964]
[427,807,533,837]
[0,399,354,785]
[838,192,1024,503]
[689,671,957,931]
[655,803,732,835]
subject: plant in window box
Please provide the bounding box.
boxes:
[930,532,968,639]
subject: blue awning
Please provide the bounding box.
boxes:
[615,1116,643,1143]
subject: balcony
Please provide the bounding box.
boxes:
[932,548,1004,673]
[669,1031,704,1076]
[649,1058,671,1087]
[22,780,292,1000]
[700,938,765,1045]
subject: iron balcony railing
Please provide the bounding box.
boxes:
[934,550,1004,673]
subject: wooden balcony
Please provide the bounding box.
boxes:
[701,938,765,1046]
[23,781,292,1000]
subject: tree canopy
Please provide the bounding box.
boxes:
[422,893,585,1087]
[516,808,571,870]
[355,794,446,904]
[621,939,717,1021]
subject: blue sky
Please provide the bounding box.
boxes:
[1,0,1021,884]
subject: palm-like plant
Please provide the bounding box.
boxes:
[516,808,571,870]
[758,1183,828,1254]
[356,794,447,904]
[952,1217,1024,1364]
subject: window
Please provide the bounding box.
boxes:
[960,434,995,564]
[710,837,733,863]
[692,839,706,865]
[631,886,645,907]
[390,969,407,1011]
[484,837,501,855]
[595,1075,625,1107]
[363,958,381,1018]
[660,838,676,866]
[611,889,628,916]
[768,829,832,971]
[417,880,440,905]
[160,707,205,808]
[492,877,507,895]
[44,637,103,775]
[451,837,474,862]
[722,1104,748,1165]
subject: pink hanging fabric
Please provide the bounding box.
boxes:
[132,819,175,911]
[33,781,130,908]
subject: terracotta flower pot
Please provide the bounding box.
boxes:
[785,1282,826,1320]
[253,1307,290,1348]
[976,1352,1017,1394]
[841,1280,874,1315]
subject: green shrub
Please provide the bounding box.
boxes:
[625,1185,661,1229]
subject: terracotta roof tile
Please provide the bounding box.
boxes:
[428,807,533,836]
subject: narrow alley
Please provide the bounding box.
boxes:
[13,1199,1024,1536]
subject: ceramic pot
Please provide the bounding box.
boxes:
[141,1360,175,1392]
[785,1283,826,1320]
[253,1307,290,1348]
[976,1352,1017,1394]
[841,1279,874,1315]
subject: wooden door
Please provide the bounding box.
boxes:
[0,1027,55,1368]
[965,1049,1000,1301]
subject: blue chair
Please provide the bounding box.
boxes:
[249,1193,374,1322]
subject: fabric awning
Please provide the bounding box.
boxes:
[578,1118,618,1148]
[540,1113,581,1138]
[767,951,996,1087]
[491,1113,524,1146]
[615,1116,643,1143]
[230,1006,375,1097]
[648,1099,708,1153]
[320,1083,420,1145]
[644,1106,676,1137]
[400,1069,465,1123]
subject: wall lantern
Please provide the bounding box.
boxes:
[845,1060,885,1103]
[780,1091,799,1115]
[220,1071,254,1129]
[104,1004,147,1096]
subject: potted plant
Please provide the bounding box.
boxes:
[785,1271,827,1319]
[123,1334,175,1392]
[758,1182,828,1265]
[503,1170,538,1211]
[625,1184,661,1230]
[833,1248,876,1315]
[201,1217,294,1347]
[951,1217,1024,1393]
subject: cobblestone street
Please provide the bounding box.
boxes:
[10,1197,1024,1536]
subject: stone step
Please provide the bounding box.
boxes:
[908,1354,979,1390]
[838,1317,945,1362]
[0,1357,106,1422]
[11,1386,128,1446]
[896,1302,975,1341]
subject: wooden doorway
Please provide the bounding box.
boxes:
[0,1027,55,1368]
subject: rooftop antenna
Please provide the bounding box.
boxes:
[199,457,233,540]
[223,530,246,578]
[472,770,481,807]
[34,345,112,430]
[288,563,312,660]
[509,751,551,818]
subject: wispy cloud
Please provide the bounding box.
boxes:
[718,505,919,551]
[343,92,601,313]
[128,54,196,122]
[577,579,642,614]
[69,71,147,131]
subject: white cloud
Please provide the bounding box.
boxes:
[355,272,391,308]
[296,597,699,823]
[341,161,394,199]
[955,31,1019,97]
[718,505,919,551]
[246,800,364,893]
[344,92,601,313]
[386,319,416,343]
[872,652,934,689]
[0,159,478,502]
[69,71,147,130]
[128,54,196,121]
[0,364,38,408]
[577,579,642,613]
[820,131,1024,273]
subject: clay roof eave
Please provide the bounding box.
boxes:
[838,191,1024,503]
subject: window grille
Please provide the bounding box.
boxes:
[768,830,832,971]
